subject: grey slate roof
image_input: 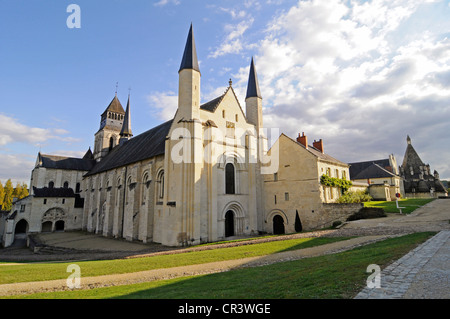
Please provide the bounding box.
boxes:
[246,57,262,99]
[102,95,125,116]
[179,24,200,73]
[351,163,396,180]
[33,187,76,198]
[400,142,432,180]
[400,136,447,194]
[349,159,392,180]
[200,94,225,113]
[38,153,96,171]
[305,143,348,166]
[120,95,133,137]
[85,119,173,176]
[281,134,348,166]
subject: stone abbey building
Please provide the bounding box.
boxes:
[2,25,362,247]
[399,136,447,198]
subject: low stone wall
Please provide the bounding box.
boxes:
[315,203,364,229]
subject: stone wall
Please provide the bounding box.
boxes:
[318,203,364,228]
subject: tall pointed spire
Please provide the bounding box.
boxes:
[179,23,200,73]
[246,57,262,99]
[120,94,133,141]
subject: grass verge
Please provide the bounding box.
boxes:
[5,232,436,299]
[0,236,347,285]
[364,198,434,214]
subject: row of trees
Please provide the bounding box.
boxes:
[0,179,29,212]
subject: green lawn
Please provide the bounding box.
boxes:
[364,198,434,214]
[9,232,435,299]
[0,236,348,285]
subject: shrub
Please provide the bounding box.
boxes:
[336,190,372,203]
[320,174,353,192]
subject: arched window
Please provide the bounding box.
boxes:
[225,163,235,194]
[63,181,69,189]
[142,172,150,204]
[109,137,114,151]
[116,177,122,206]
[48,181,54,189]
[75,183,81,193]
[157,170,164,200]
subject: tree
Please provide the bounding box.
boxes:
[13,182,29,200]
[3,179,14,211]
[13,182,22,199]
[19,182,29,198]
[0,181,4,210]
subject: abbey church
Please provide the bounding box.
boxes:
[2,25,365,248]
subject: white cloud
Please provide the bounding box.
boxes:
[219,7,247,19]
[147,91,178,121]
[248,0,450,178]
[209,18,254,58]
[0,153,35,185]
[154,0,180,7]
[0,114,79,147]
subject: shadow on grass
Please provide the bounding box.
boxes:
[107,232,435,299]
[12,232,435,299]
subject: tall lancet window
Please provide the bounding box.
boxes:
[109,137,114,151]
[156,170,164,201]
[225,163,235,194]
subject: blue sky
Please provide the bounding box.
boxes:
[1,0,450,185]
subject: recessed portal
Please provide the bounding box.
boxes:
[15,219,28,234]
[55,220,65,231]
[225,210,235,237]
[273,215,285,235]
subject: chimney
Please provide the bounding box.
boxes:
[313,139,324,153]
[297,132,308,148]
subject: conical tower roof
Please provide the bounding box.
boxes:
[401,135,424,169]
[179,23,200,73]
[246,57,262,99]
[120,95,133,137]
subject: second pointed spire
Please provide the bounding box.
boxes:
[179,23,200,73]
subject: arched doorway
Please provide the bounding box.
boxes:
[55,220,65,231]
[225,210,235,237]
[13,219,29,248]
[273,215,285,235]
[15,219,28,234]
[42,221,53,232]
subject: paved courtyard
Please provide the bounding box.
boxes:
[355,230,449,299]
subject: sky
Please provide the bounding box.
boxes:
[0,0,449,186]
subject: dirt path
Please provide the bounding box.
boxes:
[0,235,390,297]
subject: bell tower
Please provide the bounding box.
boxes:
[93,93,126,161]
